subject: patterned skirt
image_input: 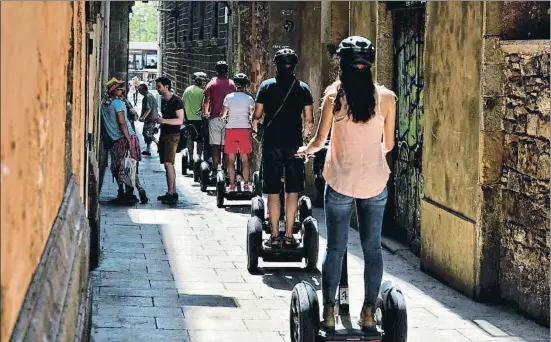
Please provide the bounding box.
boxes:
[110,135,142,177]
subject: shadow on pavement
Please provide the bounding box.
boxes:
[259,267,321,291]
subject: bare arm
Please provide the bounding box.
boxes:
[252,103,264,132]
[202,93,210,117]
[116,111,131,142]
[221,105,229,120]
[302,105,314,140]
[382,92,396,153]
[139,107,152,121]
[304,95,333,154]
[160,108,184,126]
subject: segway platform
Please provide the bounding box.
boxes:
[289,255,408,342]
[319,316,383,341]
[246,195,319,272]
[199,160,218,192]
[215,171,260,208]
[261,230,305,262]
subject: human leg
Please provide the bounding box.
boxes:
[282,149,306,246]
[261,147,283,246]
[321,184,354,329]
[356,187,388,330]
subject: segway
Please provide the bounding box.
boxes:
[201,118,228,192]
[246,181,319,272]
[312,139,330,207]
[199,159,217,192]
[215,153,259,208]
[289,253,408,342]
[179,124,197,176]
[193,119,210,183]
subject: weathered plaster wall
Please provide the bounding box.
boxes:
[298,2,322,199]
[0,3,73,340]
[420,2,484,297]
[499,42,550,325]
[231,2,270,171]
[1,1,93,340]
[422,1,483,219]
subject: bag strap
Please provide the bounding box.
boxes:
[264,79,297,129]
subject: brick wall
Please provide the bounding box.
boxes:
[159,1,228,95]
[500,47,550,324]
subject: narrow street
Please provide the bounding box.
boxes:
[90,96,548,342]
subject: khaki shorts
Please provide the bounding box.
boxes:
[158,133,180,164]
[208,117,226,146]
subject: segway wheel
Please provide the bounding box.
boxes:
[298,196,313,224]
[181,149,189,175]
[251,196,265,220]
[302,217,319,271]
[380,281,408,342]
[216,180,225,208]
[253,171,262,197]
[289,281,320,342]
[246,217,263,272]
[193,160,201,183]
[200,161,210,192]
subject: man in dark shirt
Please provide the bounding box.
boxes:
[252,48,314,248]
[155,76,184,204]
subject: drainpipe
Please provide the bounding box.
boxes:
[102,1,110,84]
[226,1,233,72]
[157,0,162,78]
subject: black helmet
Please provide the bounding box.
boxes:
[336,36,375,69]
[192,72,208,85]
[215,61,229,75]
[273,48,298,66]
[233,73,249,88]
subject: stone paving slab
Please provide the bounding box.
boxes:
[91,121,549,342]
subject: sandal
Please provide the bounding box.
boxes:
[264,235,280,248]
[283,235,299,248]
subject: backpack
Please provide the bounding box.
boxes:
[100,99,115,150]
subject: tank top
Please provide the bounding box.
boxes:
[322,85,391,199]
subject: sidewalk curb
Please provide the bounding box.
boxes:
[381,236,421,270]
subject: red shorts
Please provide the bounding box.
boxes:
[224,128,252,154]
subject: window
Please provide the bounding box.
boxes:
[144,51,158,69]
[213,2,219,37]
[135,54,143,70]
[128,55,135,70]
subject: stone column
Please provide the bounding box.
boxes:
[475,1,504,302]
[108,1,131,83]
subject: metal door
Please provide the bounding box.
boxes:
[391,2,426,254]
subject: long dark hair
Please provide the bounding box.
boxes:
[333,65,376,123]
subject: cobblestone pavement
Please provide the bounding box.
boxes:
[91,119,549,342]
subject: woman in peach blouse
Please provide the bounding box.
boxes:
[297,36,397,332]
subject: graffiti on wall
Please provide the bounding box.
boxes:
[392,4,426,254]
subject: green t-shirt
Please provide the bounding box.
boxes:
[183,85,204,121]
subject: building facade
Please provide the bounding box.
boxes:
[158,1,230,96]
[1,1,135,340]
[157,1,550,325]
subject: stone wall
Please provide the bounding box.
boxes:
[499,43,550,325]
[159,1,229,95]
[420,1,484,298]
[1,1,96,340]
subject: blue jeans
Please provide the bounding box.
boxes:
[322,184,388,307]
